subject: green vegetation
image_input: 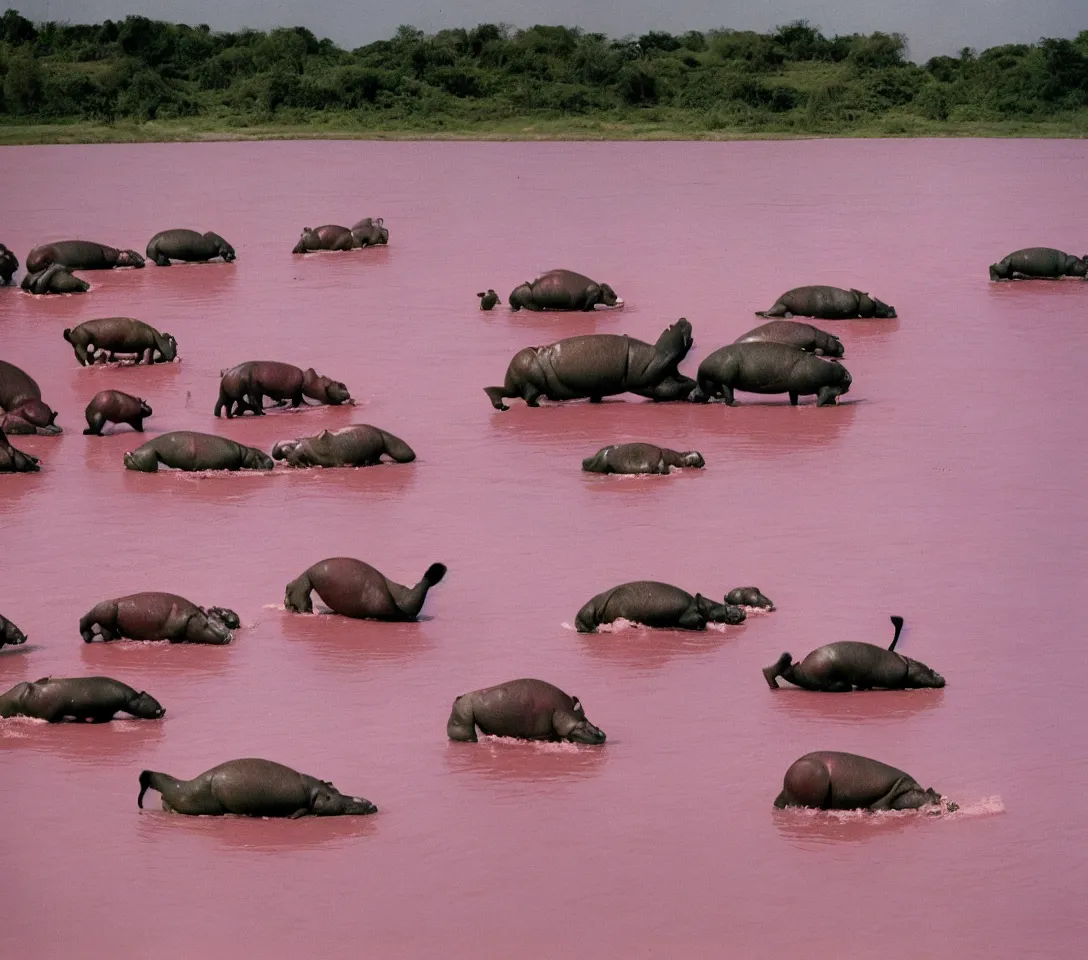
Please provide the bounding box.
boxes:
[1,11,1087,142]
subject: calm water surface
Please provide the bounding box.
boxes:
[1,139,1086,958]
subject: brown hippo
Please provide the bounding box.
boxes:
[734,320,844,357]
[0,676,164,722]
[123,431,273,472]
[0,426,40,472]
[725,587,776,611]
[20,264,90,295]
[26,240,144,272]
[84,390,152,435]
[581,442,704,475]
[80,591,240,644]
[285,557,446,622]
[508,269,622,312]
[575,581,747,632]
[350,218,388,247]
[0,243,18,284]
[272,425,415,468]
[774,751,954,812]
[478,289,500,310]
[0,359,61,434]
[139,758,377,817]
[214,361,351,418]
[756,286,895,320]
[694,342,852,406]
[1,612,28,649]
[989,247,1088,280]
[485,319,696,410]
[146,229,235,266]
[447,678,606,744]
[63,318,177,366]
[292,225,355,253]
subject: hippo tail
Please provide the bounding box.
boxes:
[423,563,447,588]
[889,615,904,651]
[138,770,155,808]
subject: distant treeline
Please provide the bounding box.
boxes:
[1,10,1087,130]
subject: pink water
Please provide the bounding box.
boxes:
[1,139,1086,958]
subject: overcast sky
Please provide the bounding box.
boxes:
[14,1,1088,62]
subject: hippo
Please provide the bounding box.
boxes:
[0,243,18,284]
[20,264,89,295]
[581,442,704,475]
[1,612,27,649]
[292,225,355,253]
[0,427,40,472]
[79,591,240,644]
[485,318,696,410]
[63,318,177,366]
[726,587,776,611]
[350,218,388,247]
[575,580,747,633]
[272,425,415,468]
[138,758,377,817]
[285,557,447,622]
[123,431,273,472]
[0,359,61,435]
[447,678,606,744]
[0,676,164,722]
[694,342,852,406]
[764,616,945,691]
[26,240,144,272]
[989,247,1088,281]
[774,751,954,812]
[214,361,351,418]
[508,269,622,312]
[478,289,500,310]
[146,229,235,266]
[734,320,844,357]
[756,286,896,320]
[83,390,153,436]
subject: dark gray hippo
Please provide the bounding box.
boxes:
[84,390,152,435]
[0,359,61,435]
[575,580,747,633]
[123,431,273,472]
[989,247,1088,281]
[80,591,240,644]
[485,319,696,410]
[734,320,844,357]
[64,318,177,366]
[0,426,40,472]
[694,342,852,406]
[508,269,622,312]
[478,289,500,310]
[285,557,446,622]
[581,442,704,475]
[214,361,351,418]
[293,225,355,253]
[146,229,235,266]
[1,612,27,649]
[0,676,164,722]
[138,758,377,817]
[272,425,415,468]
[756,285,896,320]
[0,243,18,284]
[725,587,775,611]
[350,218,388,247]
[447,678,606,744]
[26,240,144,272]
[764,616,944,691]
[774,751,954,812]
[21,264,89,295]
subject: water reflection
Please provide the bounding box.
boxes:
[576,621,745,671]
[134,807,379,851]
[444,736,609,783]
[278,610,434,668]
[80,640,234,680]
[276,462,418,501]
[120,468,280,505]
[693,402,858,458]
[768,688,945,723]
[772,804,946,848]
[0,715,165,763]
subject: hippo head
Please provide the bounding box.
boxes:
[697,594,747,625]
[155,334,178,363]
[117,250,145,269]
[872,297,896,318]
[562,696,607,744]
[139,399,154,418]
[372,218,389,244]
[1071,256,1088,277]
[679,451,705,469]
[16,399,60,432]
[302,369,350,405]
[824,335,845,358]
[1,617,27,647]
[204,606,241,630]
[597,282,620,307]
[292,228,317,255]
[130,691,166,719]
[903,656,945,689]
[271,439,300,461]
[507,282,532,312]
[725,586,775,612]
[207,233,236,262]
[310,785,378,816]
[193,615,233,644]
[241,447,275,470]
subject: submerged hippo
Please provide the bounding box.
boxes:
[293,225,355,253]
[694,342,852,406]
[485,319,696,410]
[726,587,775,611]
[1,612,27,649]
[80,591,240,644]
[989,247,1088,281]
[26,240,144,272]
[508,269,622,312]
[1,243,19,284]
[582,442,704,475]
[214,361,351,418]
[575,580,747,632]
[124,431,273,472]
[0,676,164,722]
[84,390,152,435]
[146,229,235,266]
[764,616,944,691]
[285,557,447,622]
[138,758,377,817]
[0,359,61,435]
[447,678,606,744]
[774,751,953,812]
[756,286,896,320]
[20,264,89,295]
[350,218,388,246]
[0,427,40,472]
[272,425,415,468]
[478,289,500,310]
[64,318,177,366]
[734,320,844,357]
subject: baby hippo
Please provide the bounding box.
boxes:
[272,425,415,468]
[80,592,240,644]
[0,242,17,284]
[0,676,164,722]
[575,580,747,632]
[447,678,606,744]
[478,289,500,310]
[725,587,775,611]
[214,361,351,418]
[582,442,704,475]
[1,612,28,649]
[84,390,152,435]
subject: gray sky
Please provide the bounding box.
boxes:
[14,1,1088,62]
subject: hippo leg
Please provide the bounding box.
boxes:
[83,413,105,436]
[677,606,707,630]
[290,389,304,408]
[154,255,171,266]
[446,696,478,742]
[246,388,266,415]
[789,391,799,406]
[522,384,542,407]
[130,417,145,432]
